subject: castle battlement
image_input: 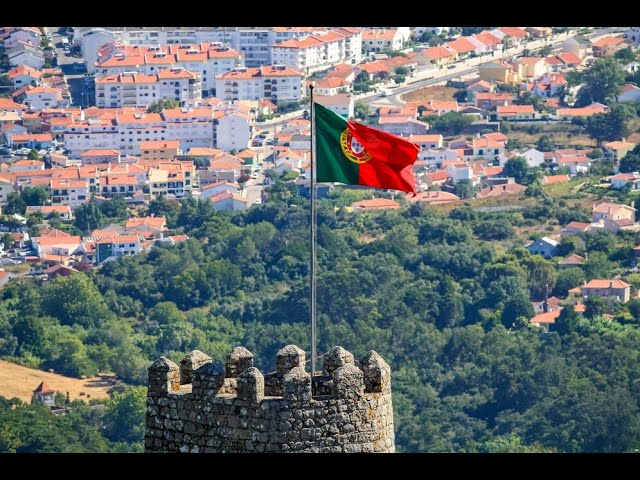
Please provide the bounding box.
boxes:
[145,345,394,453]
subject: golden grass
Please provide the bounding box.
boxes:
[0,359,113,403]
[401,85,460,103]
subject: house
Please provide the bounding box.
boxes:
[421,46,456,67]
[555,103,609,121]
[520,148,546,168]
[561,221,591,237]
[542,174,570,185]
[472,138,505,161]
[529,309,562,329]
[473,31,503,53]
[478,60,521,85]
[7,133,53,149]
[558,253,586,269]
[474,92,513,110]
[445,37,483,57]
[361,29,404,52]
[209,191,249,211]
[377,116,429,136]
[26,205,73,221]
[592,36,627,57]
[580,279,631,303]
[314,77,351,96]
[408,190,460,205]
[140,140,181,161]
[446,162,473,185]
[408,134,444,153]
[608,173,640,190]
[9,159,45,172]
[557,155,590,175]
[351,198,400,211]
[423,170,452,186]
[495,105,536,121]
[603,140,636,162]
[592,202,635,223]
[562,35,591,59]
[526,27,552,38]
[7,64,42,88]
[516,57,548,79]
[526,236,560,258]
[95,235,143,264]
[44,264,80,281]
[215,110,254,153]
[200,181,240,200]
[24,86,65,110]
[477,183,526,198]
[314,94,354,120]
[125,216,167,234]
[618,84,640,103]
[80,149,121,165]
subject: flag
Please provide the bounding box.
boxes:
[314,102,419,194]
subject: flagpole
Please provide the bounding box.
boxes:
[309,84,317,377]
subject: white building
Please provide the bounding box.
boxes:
[270,28,362,72]
[50,178,90,207]
[78,28,118,73]
[361,29,405,53]
[215,65,303,103]
[215,110,254,153]
[314,94,354,119]
[95,43,242,96]
[163,107,215,152]
[95,69,201,108]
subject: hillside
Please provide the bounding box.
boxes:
[0,359,113,403]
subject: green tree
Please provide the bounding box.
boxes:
[41,273,112,328]
[614,47,637,64]
[554,267,586,298]
[146,98,179,113]
[585,106,632,147]
[99,195,128,220]
[620,144,640,173]
[554,304,581,334]
[354,100,370,120]
[74,199,105,233]
[575,57,627,106]
[501,293,535,328]
[424,112,474,135]
[503,156,531,185]
[454,179,475,199]
[27,149,39,160]
[583,251,614,280]
[21,186,49,206]
[103,386,147,443]
[4,192,27,215]
[537,135,555,152]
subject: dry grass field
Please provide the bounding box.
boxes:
[0,359,114,403]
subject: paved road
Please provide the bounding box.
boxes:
[44,26,92,107]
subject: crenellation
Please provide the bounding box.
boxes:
[180,350,212,385]
[145,345,394,453]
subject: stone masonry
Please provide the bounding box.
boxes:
[145,345,394,453]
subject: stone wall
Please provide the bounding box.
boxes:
[145,345,394,453]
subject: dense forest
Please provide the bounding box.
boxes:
[2,182,640,452]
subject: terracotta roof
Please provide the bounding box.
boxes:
[543,174,570,185]
[477,183,526,197]
[592,36,625,47]
[583,279,630,289]
[351,198,400,210]
[560,253,585,265]
[530,309,562,325]
[33,381,55,394]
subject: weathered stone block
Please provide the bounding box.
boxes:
[276,344,306,375]
[237,367,265,403]
[180,350,212,385]
[359,350,391,393]
[332,362,364,399]
[148,357,180,393]
[323,346,354,374]
[225,346,254,378]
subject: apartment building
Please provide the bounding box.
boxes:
[215,65,303,103]
[50,178,89,207]
[215,110,253,152]
[270,27,362,72]
[95,43,242,96]
[95,68,201,108]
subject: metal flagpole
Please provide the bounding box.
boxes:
[309,85,317,376]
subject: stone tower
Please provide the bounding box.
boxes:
[145,345,394,453]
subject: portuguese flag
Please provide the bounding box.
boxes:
[314,102,419,194]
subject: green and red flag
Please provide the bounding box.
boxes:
[314,102,419,194]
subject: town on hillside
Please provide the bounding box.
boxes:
[4,26,640,453]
